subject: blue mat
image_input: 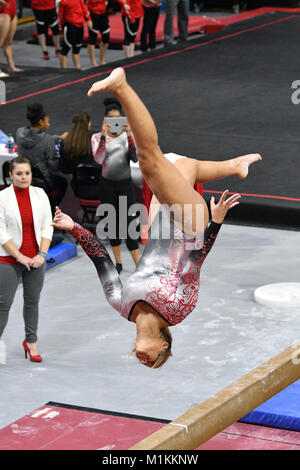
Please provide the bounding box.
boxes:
[46,242,77,270]
[0,129,8,144]
[239,379,300,431]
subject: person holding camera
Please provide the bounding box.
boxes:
[91,97,141,273]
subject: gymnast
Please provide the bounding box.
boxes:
[52,67,262,368]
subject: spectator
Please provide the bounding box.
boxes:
[58,0,92,69]
[164,0,189,46]
[59,112,97,174]
[31,0,61,60]
[0,0,22,77]
[15,103,68,214]
[91,97,141,273]
[86,0,110,67]
[0,156,53,363]
[140,0,161,53]
[118,0,144,58]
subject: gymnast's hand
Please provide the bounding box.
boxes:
[52,207,75,231]
[210,190,241,224]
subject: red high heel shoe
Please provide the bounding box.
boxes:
[22,340,42,363]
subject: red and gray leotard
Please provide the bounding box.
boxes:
[70,206,221,325]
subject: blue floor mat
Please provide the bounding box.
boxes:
[46,242,77,270]
[239,379,300,431]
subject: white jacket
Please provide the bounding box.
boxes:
[0,184,53,257]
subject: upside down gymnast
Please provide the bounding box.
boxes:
[52,67,262,368]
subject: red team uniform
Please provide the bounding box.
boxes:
[59,0,91,56]
[0,0,17,19]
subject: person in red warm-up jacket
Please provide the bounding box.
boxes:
[86,0,110,67]
[58,0,92,70]
[117,0,144,58]
[31,0,60,60]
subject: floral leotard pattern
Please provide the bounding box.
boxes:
[71,206,221,325]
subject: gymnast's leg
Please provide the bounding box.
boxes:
[87,68,209,236]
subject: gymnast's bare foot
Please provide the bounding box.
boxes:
[233,153,262,179]
[8,66,23,73]
[87,67,126,97]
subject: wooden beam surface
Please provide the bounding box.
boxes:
[130,344,300,450]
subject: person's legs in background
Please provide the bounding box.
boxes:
[164,0,176,46]
[148,6,160,50]
[2,14,22,72]
[0,264,21,342]
[71,25,83,69]
[59,23,71,68]
[177,0,189,43]
[22,263,46,356]
[0,13,10,76]
[140,6,151,52]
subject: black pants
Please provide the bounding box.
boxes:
[33,8,59,36]
[99,178,139,251]
[88,12,110,44]
[121,16,140,45]
[61,22,84,55]
[140,6,160,51]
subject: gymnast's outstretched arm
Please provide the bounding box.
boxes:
[52,208,123,314]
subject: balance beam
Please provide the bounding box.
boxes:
[130,344,300,450]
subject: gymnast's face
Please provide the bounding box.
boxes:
[135,337,168,368]
[10,163,32,189]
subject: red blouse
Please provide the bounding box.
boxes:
[0,185,39,265]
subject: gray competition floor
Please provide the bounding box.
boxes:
[1,223,300,430]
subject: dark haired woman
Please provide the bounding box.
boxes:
[53,67,262,368]
[59,112,95,173]
[15,103,68,213]
[91,97,141,273]
[58,112,103,201]
[0,156,53,362]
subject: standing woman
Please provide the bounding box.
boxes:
[58,0,92,70]
[31,0,61,60]
[0,156,53,362]
[91,97,141,273]
[118,0,143,58]
[140,0,161,53]
[86,0,110,67]
[0,0,22,77]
